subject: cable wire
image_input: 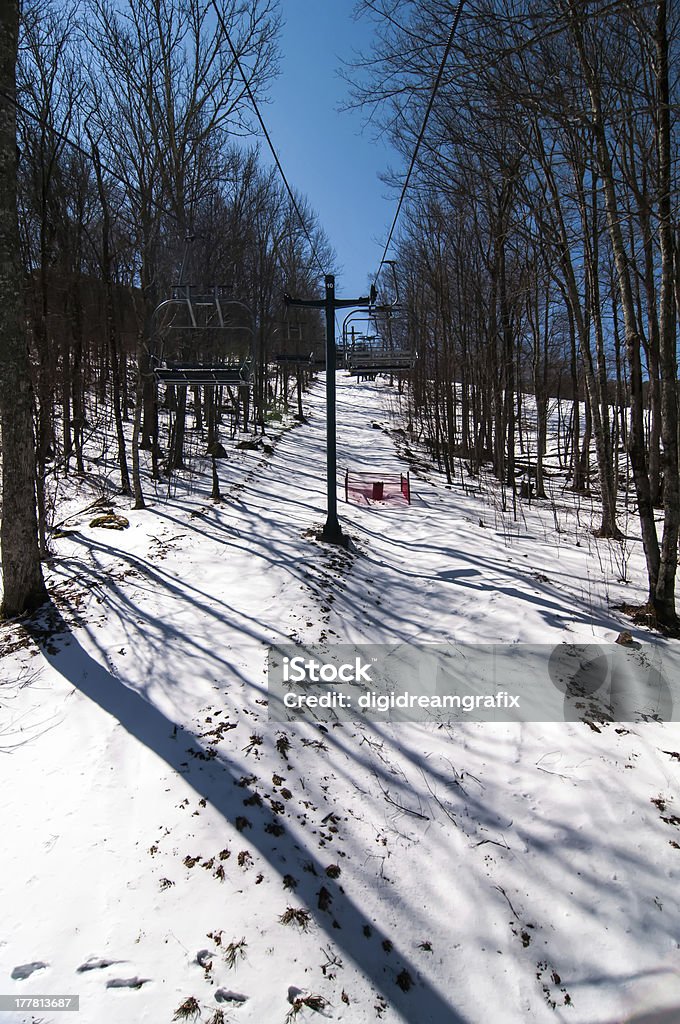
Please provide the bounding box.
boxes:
[211,0,328,280]
[376,0,466,277]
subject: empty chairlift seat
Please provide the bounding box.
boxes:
[346,350,414,375]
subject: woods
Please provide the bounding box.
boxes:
[1,0,330,615]
[1,0,679,630]
[350,0,680,629]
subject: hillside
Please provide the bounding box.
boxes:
[1,375,679,1024]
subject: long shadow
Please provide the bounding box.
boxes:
[30,606,468,1024]
[346,526,638,638]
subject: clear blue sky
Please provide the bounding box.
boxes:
[259,1,398,297]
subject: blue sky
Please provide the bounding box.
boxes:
[259,1,399,297]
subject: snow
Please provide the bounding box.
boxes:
[1,374,679,1024]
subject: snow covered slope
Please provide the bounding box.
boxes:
[1,375,679,1024]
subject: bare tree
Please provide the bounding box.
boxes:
[84,0,281,486]
[0,0,47,617]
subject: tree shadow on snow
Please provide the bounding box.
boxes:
[27,603,468,1024]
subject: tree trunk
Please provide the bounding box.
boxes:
[90,140,131,496]
[131,348,146,510]
[652,0,679,629]
[0,1,47,617]
[566,1,658,591]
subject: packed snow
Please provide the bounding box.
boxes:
[1,375,679,1024]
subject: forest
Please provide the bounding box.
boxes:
[1,0,679,630]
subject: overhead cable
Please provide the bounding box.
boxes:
[376,0,466,277]
[211,0,328,280]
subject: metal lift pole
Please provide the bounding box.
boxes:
[284,277,376,547]
[323,275,341,543]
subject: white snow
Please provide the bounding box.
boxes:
[1,374,679,1024]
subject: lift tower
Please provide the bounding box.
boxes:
[284,274,376,546]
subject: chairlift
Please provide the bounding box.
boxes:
[347,352,415,376]
[151,234,255,387]
[155,359,252,385]
[272,319,326,369]
[341,272,412,375]
[345,328,415,377]
[154,284,253,334]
